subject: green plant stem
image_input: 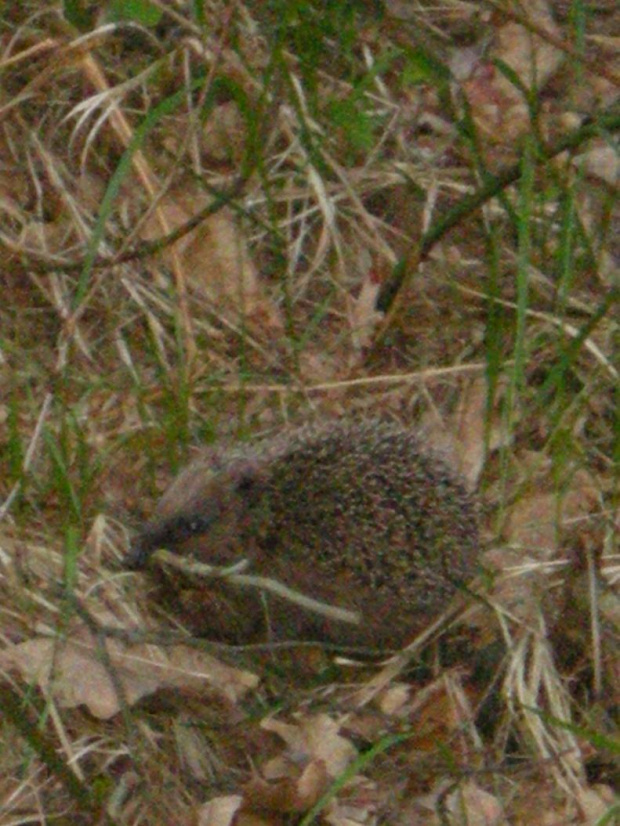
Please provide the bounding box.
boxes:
[0,683,120,825]
[298,731,416,826]
[376,111,620,315]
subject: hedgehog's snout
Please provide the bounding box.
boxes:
[124,538,153,570]
[125,509,220,571]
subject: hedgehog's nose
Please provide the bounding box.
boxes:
[124,540,151,570]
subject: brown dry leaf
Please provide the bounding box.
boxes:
[504,490,559,555]
[196,795,243,826]
[403,780,507,826]
[321,774,382,826]
[244,761,330,815]
[483,465,602,627]
[450,377,489,488]
[241,715,358,817]
[200,101,248,164]
[511,781,616,826]
[347,270,383,351]
[458,0,562,148]
[0,618,258,719]
[235,816,283,826]
[445,781,507,826]
[493,0,562,88]
[141,185,283,331]
[504,466,599,557]
[481,546,545,624]
[574,785,617,825]
[198,797,289,826]
[323,805,373,824]
[574,143,619,187]
[1,635,151,719]
[404,674,477,760]
[421,376,508,489]
[377,682,411,716]
[261,714,358,780]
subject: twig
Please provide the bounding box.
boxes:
[4,171,251,276]
[374,111,620,324]
[71,623,389,657]
[152,549,362,627]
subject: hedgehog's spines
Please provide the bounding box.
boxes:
[127,418,480,647]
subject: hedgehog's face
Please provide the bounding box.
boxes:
[124,507,222,569]
[125,454,266,570]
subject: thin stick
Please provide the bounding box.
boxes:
[153,549,362,626]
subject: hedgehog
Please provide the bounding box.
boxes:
[125,419,480,649]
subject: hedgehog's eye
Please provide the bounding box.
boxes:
[174,513,213,541]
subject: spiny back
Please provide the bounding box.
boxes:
[256,420,478,602]
[127,419,480,648]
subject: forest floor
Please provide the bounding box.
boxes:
[0,2,617,824]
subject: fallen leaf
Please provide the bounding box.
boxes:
[196,795,243,826]
[574,143,619,186]
[457,0,563,152]
[240,715,359,817]
[420,376,508,489]
[494,0,562,89]
[200,101,247,164]
[378,683,411,716]
[0,618,258,719]
[261,714,358,779]
[141,185,283,331]
[347,271,383,351]
[445,781,507,826]
[244,761,329,814]
[504,466,599,557]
